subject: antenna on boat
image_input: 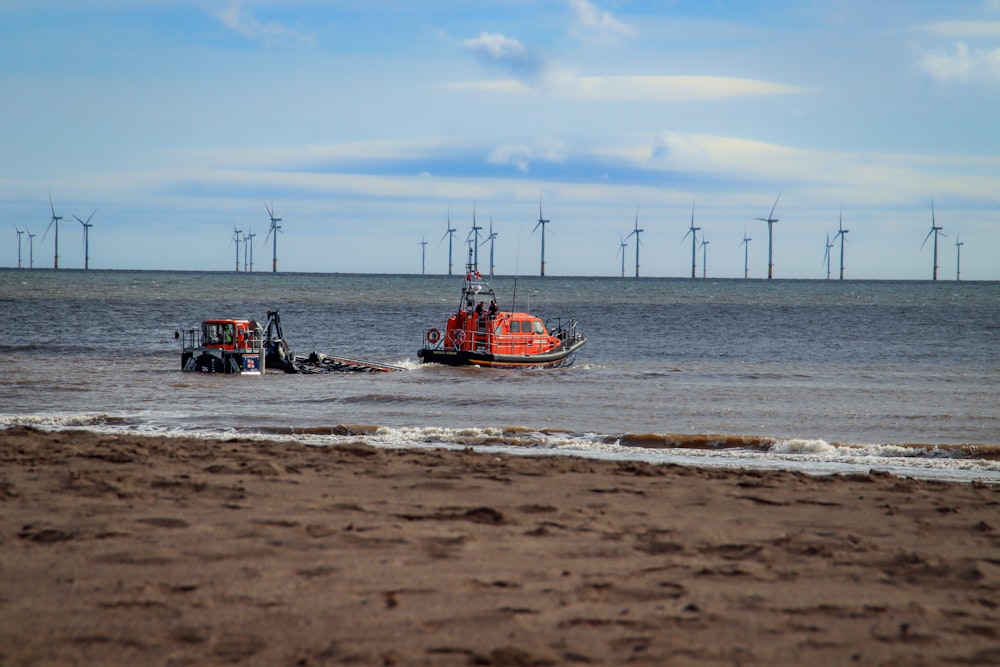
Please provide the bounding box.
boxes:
[42,192,63,269]
[439,207,457,276]
[532,194,550,277]
[752,190,781,279]
[264,201,282,272]
[682,201,700,279]
[625,204,643,277]
[833,204,849,280]
[73,209,96,270]
[467,202,483,272]
[920,197,945,281]
[511,227,521,312]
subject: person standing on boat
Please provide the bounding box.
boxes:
[487,300,498,318]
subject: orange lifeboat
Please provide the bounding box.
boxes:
[418,267,586,369]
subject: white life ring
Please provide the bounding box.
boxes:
[426,328,441,344]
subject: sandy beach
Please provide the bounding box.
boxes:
[1,426,998,666]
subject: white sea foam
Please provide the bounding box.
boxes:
[3,416,999,484]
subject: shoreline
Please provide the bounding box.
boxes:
[2,425,999,665]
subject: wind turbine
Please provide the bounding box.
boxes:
[418,235,428,275]
[955,234,964,281]
[15,228,24,268]
[231,224,243,272]
[43,193,63,269]
[920,198,945,281]
[245,228,255,272]
[264,201,282,272]
[752,191,781,279]
[832,205,849,280]
[625,205,643,277]
[467,203,483,272]
[739,230,751,279]
[27,227,36,269]
[617,234,628,278]
[532,195,551,277]
[699,235,710,279]
[681,201,700,279]
[74,210,96,270]
[823,233,834,280]
[481,216,498,277]
[439,207,457,276]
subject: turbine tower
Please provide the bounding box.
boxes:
[823,233,834,280]
[481,216,498,277]
[532,195,551,277]
[617,234,628,278]
[439,208,457,276]
[700,236,710,279]
[245,228,255,272]
[625,205,643,277]
[739,230,751,279]
[920,199,945,281]
[43,193,63,269]
[832,205,849,280]
[231,225,243,272]
[682,202,700,278]
[27,227,36,269]
[74,210,96,270]
[752,191,781,279]
[418,235,428,275]
[264,201,282,272]
[468,204,483,272]
[15,228,24,268]
[955,234,964,281]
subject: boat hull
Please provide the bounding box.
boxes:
[418,337,585,369]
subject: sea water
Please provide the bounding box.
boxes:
[1,269,998,483]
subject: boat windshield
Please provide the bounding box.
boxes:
[466,279,491,295]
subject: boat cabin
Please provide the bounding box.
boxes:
[441,300,563,357]
[200,319,260,352]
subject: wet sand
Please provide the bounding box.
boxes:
[1,425,998,666]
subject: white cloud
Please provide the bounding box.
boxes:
[912,20,1000,38]
[214,0,315,48]
[462,32,545,79]
[569,0,636,42]
[487,141,568,172]
[920,41,1000,84]
[562,75,806,101]
[448,74,805,102]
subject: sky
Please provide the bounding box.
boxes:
[2,0,998,279]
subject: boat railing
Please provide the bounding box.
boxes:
[422,318,583,354]
[177,325,265,352]
[545,317,583,344]
[178,328,199,350]
[244,326,265,352]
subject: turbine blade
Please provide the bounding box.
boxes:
[769,190,782,220]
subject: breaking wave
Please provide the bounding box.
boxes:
[3,416,998,482]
